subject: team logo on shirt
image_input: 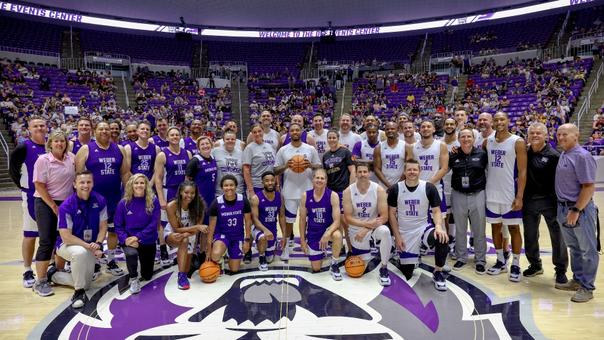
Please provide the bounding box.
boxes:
[35,261,536,339]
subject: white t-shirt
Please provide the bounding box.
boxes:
[339,130,362,152]
[275,142,321,200]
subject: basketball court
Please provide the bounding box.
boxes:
[0,187,603,339]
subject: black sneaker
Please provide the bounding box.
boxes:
[160,247,171,268]
[71,289,87,309]
[243,250,252,264]
[93,263,101,281]
[475,264,486,275]
[453,261,466,271]
[23,270,35,288]
[522,265,544,277]
[555,272,569,285]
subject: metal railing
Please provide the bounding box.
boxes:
[339,78,347,117]
[60,57,85,70]
[557,11,571,48]
[0,45,60,57]
[566,30,604,56]
[121,74,130,108]
[420,33,428,59]
[574,60,603,133]
[0,131,9,170]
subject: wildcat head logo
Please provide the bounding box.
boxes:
[37,263,533,339]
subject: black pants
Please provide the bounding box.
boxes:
[34,198,63,262]
[522,197,568,273]
[122,244,156,280]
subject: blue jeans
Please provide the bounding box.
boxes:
[557,201,599,290]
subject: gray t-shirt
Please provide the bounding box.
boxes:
[555,145,596,202]
[242,141,276,189]
[211,146,244,195]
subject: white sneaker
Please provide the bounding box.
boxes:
[330,263,343,281]
[280,246,290,261]
[129,278,141,294]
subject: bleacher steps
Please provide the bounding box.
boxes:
[577,59,604,143]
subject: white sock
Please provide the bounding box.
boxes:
[107,249,115,261]
[512,254,520,267]
[331,257,338,265]
[496,249,504,263]
[24,265,32,272]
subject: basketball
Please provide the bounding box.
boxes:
[199,261,221,283]
[344,255,366,278]
[290,154,307,173]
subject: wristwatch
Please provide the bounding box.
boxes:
[569,206,581,213]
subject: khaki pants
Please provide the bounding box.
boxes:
[54,244,96,290]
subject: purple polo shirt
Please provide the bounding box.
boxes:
[555,145,596,202]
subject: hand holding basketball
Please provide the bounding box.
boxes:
[289,154,307,173]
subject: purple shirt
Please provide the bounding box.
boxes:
[114,196,160,245]
[305,188,333,242]
[183,136,199,156]
[257,190,281,235]
[555,145,597,202]
[57,192,107,246]
[130,142,157,180]
[21,139,47,192]
[152,135,169,148]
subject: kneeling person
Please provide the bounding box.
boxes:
[343,163,392,286]
[299,169,343,280]
[207,175,252,273]
[250,171,285,271]
[165,181,208,290]
[50,171,107,308]
[388,159,450,291]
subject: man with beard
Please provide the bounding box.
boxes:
[338,114,362,152]
[75,121,129,276]
[247,111,280,152]
[442,118,460,255]
[432,112,445,139]
[121,123,138,147]
[359,115,386,141]
[182,119,204,155]
[309,113,329,160]
[281,114,316,147]
[374,121,406,189]
[275,123,321,260]
[484,112,527,283]
[70,116,93,154]
[250,172,285,271]
[397,114,420,142]
[149,118,170,148]
[475,112,495,148]
[352,124,380,183]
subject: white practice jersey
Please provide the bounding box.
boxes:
[360,130,386,141]
[348,181,380,229]
[275,142,320,200]
[486,134,521,204]
[380,139,406,186]
[396,180,431,233]
[475,130,494,148]
[339,131,362,152]
[412,140,444,194]
[308,129,328,160]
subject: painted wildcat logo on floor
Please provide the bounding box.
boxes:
[36,261,535,339]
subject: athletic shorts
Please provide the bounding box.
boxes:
[284,199,300,224]
[306,238,326,262]
[22,191,38,237]
[253,228,276,256]
[486,202,523,225]
[161,187,178,223]
[213,233,243,259]
[398,225,434,265]
[348,226,375,261]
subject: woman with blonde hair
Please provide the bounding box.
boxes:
[32,130,75,296]
[114,173,160,294]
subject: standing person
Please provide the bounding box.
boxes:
[243,124,277,198]
[9,116,47,288]
[281,114,316,147]
[342,163,392,286]
[212,130,244,195]
[323,129,356,204]
[298,169,343,279]
[121,123,139,147]
[154,127,192,266]
[186,136,218,218]
[454,109,479,141]
[352,124,380,184]
[554,124,598,303]
[522,123,568,284]
[246,110,280,152]
[338,114,362,152]
[359,115,386,141]
[215,120,246,150]
[275,123,321,260]
[401,121,419,145]
[442,118,459,249]
[75,121,128,276]
[206,175,252,273]
[114,174,160,294]
[149,118,169,148]
[475,112,495,148]
[182,119,204,155]
[250,172,285,271]
[32,131,76,296]
[373,121,406,189]
[309,113,329,160]
[449,128,488,274]
[387,160,450,290]
[70,116,93,154]
[50,171,107,308]
[164,181,207,290]
[124,121,160,182]
[109,121,123,145]
[407,120,449,217]
[484,112,527,282]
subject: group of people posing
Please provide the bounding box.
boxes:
[10,107,599,309]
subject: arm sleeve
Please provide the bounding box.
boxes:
[387,185,399,207]
[32,156,48,185]
[243,198,251,214]
[275,148,284,167]
[425,183,442,208]
[344,149,354,166]
[351,141,362,158]
[136,199,160,241]
[575,153,597,184]
[113,201,128,244]
[242,146,252,165]
[209,200,219,217]
[9,143,27,188]
[185,157,199,178]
